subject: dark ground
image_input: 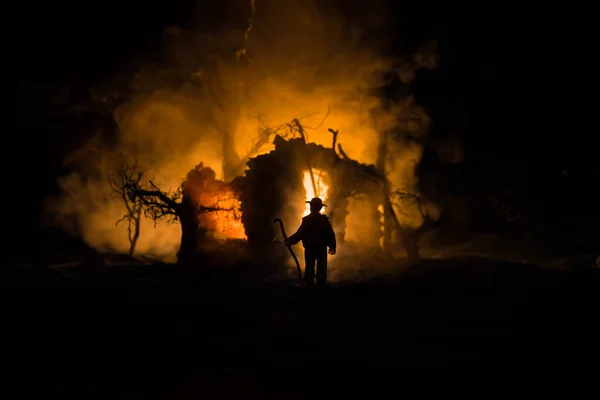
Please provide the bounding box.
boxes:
[2,258,599,397]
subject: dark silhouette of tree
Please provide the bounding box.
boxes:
[335,125,438,264]
[114,158,237,265]
[109,155,144,256]
[388,189,437,264]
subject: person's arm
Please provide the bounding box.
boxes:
[286,221,305,246]
[327,218,336,254]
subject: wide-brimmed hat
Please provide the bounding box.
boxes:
[306,197,327,208]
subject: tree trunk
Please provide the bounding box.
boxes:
[128,208,141,257]
[177,200,199,265]
[401,232,422,265]
[386,197,423,265]
[177,219,199,266]
[377,127,424,264]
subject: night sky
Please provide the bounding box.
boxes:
[11,0,598,259]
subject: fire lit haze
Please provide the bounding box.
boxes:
[47,0,438,262]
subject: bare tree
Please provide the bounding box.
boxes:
[335,127,437,263]
[388,188,437,264]
[108,155,145,256]
[114,158,238,265]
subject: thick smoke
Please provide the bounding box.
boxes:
[48,0,438,261]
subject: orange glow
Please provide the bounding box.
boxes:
[201,195,246,240]
[49,0,438,262]
[302,169,329,216]
[185,165,247,240]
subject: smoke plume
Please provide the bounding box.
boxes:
[47,0,438,261]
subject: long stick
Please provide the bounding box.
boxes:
[273,218,302,282]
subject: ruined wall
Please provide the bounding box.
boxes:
[238,135,384,264]
[237,138,302,263]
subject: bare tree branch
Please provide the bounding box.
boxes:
[337,143,349,159]
[303,106,331,130]
[108,154,147,256]
[390,188,429,220]
[292,118,308,143]
[328,128,339,161]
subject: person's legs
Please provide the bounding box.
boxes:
[304,248,316,288]
[315,247,328,290]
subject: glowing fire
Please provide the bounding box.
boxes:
[200,194,247,240]
[303,169,329,216]
[186,165,247,240]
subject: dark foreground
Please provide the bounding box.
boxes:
[2,258,600,397]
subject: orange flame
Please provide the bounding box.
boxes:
[302,169,329,216]
[200,193,247,240]
[185,164,246,240]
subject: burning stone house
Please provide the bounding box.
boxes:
[232,134,399,263]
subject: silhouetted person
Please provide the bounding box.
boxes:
[285,197,336,291]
